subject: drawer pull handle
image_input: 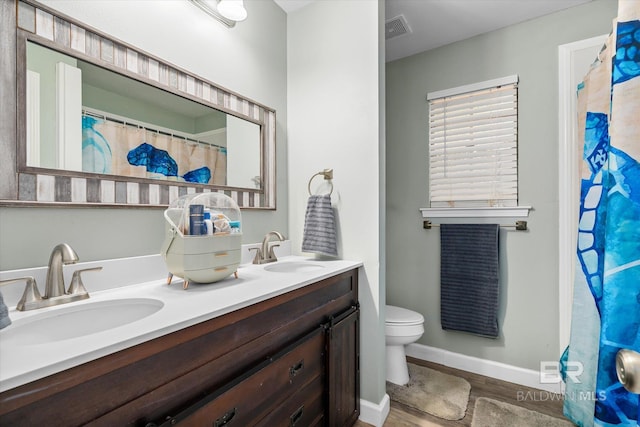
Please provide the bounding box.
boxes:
[214,407,237,427]
[290,405,304,426]
[289,360,304,379]
[214,267,228,272]
[215,252,228,257]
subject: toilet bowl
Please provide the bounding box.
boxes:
[385,305,424,385]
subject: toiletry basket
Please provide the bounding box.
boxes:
[161,193,242,289]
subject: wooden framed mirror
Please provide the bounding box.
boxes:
[0,0,276,209]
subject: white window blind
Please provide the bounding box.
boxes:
[428,76,518,208]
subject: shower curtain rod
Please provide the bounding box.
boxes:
[82,108,226,151]
[422,220,528,231]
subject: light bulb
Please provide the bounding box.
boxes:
[217,0,247,22]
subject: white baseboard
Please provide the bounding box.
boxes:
[406,343,563,394]
[359,394,390,427]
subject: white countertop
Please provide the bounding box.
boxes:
[0,256,362,393]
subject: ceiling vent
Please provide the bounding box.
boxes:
[385,15,412,40]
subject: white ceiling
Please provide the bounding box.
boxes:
[273,0,594,62]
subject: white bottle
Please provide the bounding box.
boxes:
[203,211,214,235]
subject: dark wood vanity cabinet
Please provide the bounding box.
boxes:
[0,268,359,427]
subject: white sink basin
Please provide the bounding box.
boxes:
[264,261,326,273]
[0,298,164,346]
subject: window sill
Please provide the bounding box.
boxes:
[419,206,531,219]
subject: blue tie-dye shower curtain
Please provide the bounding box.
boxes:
[563,1,640,426]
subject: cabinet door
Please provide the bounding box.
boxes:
[325,305,359,427]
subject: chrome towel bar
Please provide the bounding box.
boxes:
[423,220,528,231]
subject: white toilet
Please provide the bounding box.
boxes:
[385,305,425,385]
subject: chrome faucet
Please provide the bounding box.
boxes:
[0,243,101,311]
[251,231,285,264]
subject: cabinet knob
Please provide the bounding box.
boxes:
[290,405,304,426]
[214,407,237,427]
[289,359,304,380]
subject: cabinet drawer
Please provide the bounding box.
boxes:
[255,373,324,427]
[179,233,242,254]
[170,327,324,426]
[181,249,241,270]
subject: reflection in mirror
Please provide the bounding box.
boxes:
[5,0,275,208]
[25,41,261,189]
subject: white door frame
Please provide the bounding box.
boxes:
[557,34,607,354]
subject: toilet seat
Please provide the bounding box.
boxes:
[385,305,424,326]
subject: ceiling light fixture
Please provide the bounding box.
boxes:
[189,0,247,28]
[217,0,248,22]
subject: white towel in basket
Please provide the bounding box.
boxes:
[302,194,338,257]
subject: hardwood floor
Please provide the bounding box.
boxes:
[355,357,570,427]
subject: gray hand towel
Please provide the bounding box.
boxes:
[0,291,11,330]
[302,194,338,257]
[440,223,500,338]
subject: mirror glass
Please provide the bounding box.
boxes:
[25,41,261,189]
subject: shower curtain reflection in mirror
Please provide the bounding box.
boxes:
[82,114,226,185]
[24,40,260,190]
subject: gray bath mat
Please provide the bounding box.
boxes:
[471,397,575,427]
[386,363,471,420]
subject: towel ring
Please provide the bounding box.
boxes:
[308,169,334,196]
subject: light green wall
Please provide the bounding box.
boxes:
[83,84,227,134]
[0,0,287,270]
[194,112,226,135]
[385,0,617,371]
[82,85,198,133]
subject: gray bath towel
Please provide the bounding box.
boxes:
[302,194,338,257]
[0,291,11,330]
[440,224,500,338]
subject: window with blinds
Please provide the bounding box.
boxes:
[427,75,518,208]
